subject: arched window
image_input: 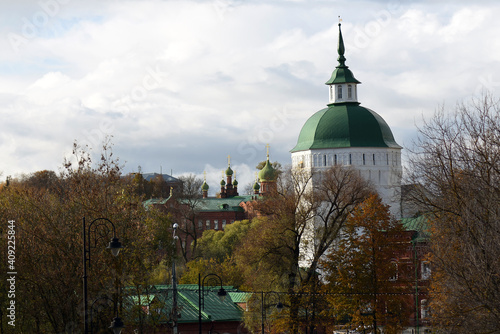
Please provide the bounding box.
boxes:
[347,85,352,99]
[337,85,343,99]
[330,85,335,100]
[363,153,366,165]
[323,154,327,166]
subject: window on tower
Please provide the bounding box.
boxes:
[348,85,352,99]
[337,85,342,99]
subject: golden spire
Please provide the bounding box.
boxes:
[265,143,270,159]
[203,170,207,181]
[228,155,231,166]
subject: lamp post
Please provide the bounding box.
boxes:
[172,223,179,334]
[412,237,420,334]
[198,273,227,334]
[82,217,124,334]
[261,291,284,334]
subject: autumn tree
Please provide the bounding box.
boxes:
[0,140,174,333]
[321,194,412,333]
[236,165,373,333]
[406,94,500,332]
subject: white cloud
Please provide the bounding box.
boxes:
[1,0,500,185]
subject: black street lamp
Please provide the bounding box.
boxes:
[198,273,227,334]
[261,291,284,334]
[172,223,179,334]
[82,217,124,334]
[90,296,124,334]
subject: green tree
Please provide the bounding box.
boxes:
[179,220,252,289]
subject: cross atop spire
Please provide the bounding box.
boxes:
[266,143,270,159]
[203,170,207,181]
[227,155,231,166]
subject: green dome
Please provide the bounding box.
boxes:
[225,166,233,176]
[291,103,401,152]
[201,181,209,191]
[220,179,226,186]
[232,179,238,186]
[258,159,277,182]
[253,181,260,190]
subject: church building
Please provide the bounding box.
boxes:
[291,23,402,218]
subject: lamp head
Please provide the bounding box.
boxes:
[109,317,124,334]
[217,287,227,303]
[107,237,123,257]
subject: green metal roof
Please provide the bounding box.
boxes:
[291,103,401,152]
[190,196,254,212]
[127,285,244,324]
[325,65,360,85]
[291,23,400,153]
[325,23,360,85]
[228,292,253,304]
[258,159,277,182]
[401,215,430,243]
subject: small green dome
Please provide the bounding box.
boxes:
[253,181,260,190]
[201,181,209,191]
[220,179,226,186]
[233,179,238,186]
[225,166,233,176]
[258,159,277,182]
[291,103,401,152]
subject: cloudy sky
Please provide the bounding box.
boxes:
[1,0,499,193]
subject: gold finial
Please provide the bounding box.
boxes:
[221,170,224,179]
[203,171,207,181]
[255,171,259,181]
[265,143,270,159]
[338,15,342,23]
[228,155,231,166]
[170,186,173,197]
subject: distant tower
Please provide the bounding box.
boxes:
[201,171,209,199]
[232,171,239,196]
[253,172,261,196]
[225,155,234,196]
[258,144,278,195]
[290,23,402,217]
[220,171,227,198]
